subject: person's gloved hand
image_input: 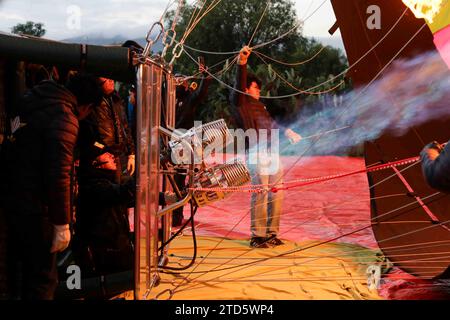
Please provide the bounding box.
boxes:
[239,46,252,65]
[127,154,136,175]
[50,224,71,253]
[164,192,178,205]
[285,128,302,145]
[199,63,208,74]
[423,141,443,161]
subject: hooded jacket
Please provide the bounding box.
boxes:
[5,80,79,225]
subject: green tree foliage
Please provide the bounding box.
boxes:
[11,21,46,37]
[165,0,349,125]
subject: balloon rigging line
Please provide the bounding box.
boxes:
[253,46,326,67]
[181,8,409,100]
[171,191,442,294]
[169,157,422,291]
[248,0,272,47]
[255,50,345,95]
[155,3,436,298]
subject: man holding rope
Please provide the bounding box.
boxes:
[231,46,302,248]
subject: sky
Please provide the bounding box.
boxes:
[0,0,340,40]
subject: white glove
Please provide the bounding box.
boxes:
[127,155,136,175]
[50,224,71,253]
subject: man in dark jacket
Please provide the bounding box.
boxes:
[80,77,135,183]
[421,141,450,192]
[230,46,301,249]
[3,74,103,299]
[175,63,211,130]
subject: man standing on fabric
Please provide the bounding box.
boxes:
[3,74,103,299]
[231,46,302,248]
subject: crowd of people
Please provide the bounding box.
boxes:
[0,67,141,299]
[0,55,214,299]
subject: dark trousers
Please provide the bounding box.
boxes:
[6,214,57,300]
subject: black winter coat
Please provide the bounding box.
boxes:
[421,141,450,192]
[5,81,79,225]
[175,76,211,130]
[80,93,134,159]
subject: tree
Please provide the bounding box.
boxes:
[165,0,349,125]
[11,21,46,37]
[166,0,301,74]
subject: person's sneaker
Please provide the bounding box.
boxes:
[250,237,269,248]
[266,235,284,246]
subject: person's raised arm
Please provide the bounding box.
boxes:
[230,46,252,128]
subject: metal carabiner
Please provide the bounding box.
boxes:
[162,29,177,47]
[166,29,177,48]
[161,29,177,58]
[142,22,164,57]
[169,42,184,65]
[146,21,164,43]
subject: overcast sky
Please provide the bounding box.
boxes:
[0,0,339,40]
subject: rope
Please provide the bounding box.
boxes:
[255,50,345,95]
[180,0,207,43]
[158,0,178,23]
[254,46,326,66]
[270,22,427,191]
[171,151,428,292]
[172,192,444,292]
[161,7,432,296]
[170,161,427,287]
[248,0,271,46]
[171,0,327,55]
[171,0,223,66]
[182,8,410,100]
[189,156,420,193]
[251,0,328,50]
[187,53,239,79]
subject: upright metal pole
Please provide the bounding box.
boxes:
[160,73,177,266]
[134,64,143,300]
[134,61,162,300]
